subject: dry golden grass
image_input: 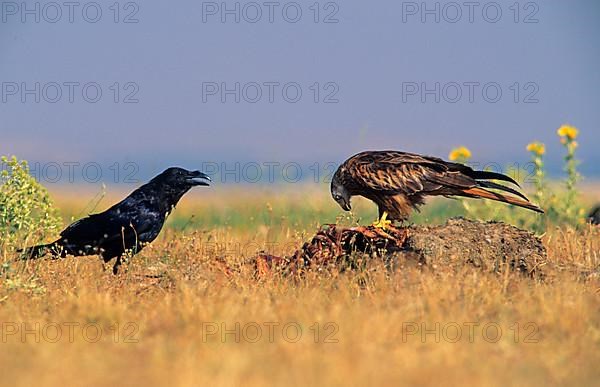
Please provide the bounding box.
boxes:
[1,186,599,386]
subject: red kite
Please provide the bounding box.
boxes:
[331,150,543,227]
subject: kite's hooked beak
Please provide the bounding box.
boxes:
[187,171,211,186]
[335,196,351,211]
[341,200,351,211]
[332,189,351,211]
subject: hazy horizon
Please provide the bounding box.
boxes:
[2,0,599,180]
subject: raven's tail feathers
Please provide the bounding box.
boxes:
[18,242,57,260]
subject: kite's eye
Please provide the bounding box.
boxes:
[333,194,342,201]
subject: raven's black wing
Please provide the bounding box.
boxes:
[59,196,164,253]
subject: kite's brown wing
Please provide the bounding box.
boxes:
[342,150,542,213]
[345,151,476,195]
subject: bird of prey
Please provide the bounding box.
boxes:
[331,150,543,227]
[589,205,600,225]
[21,167,210,274]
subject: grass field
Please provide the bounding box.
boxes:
[1,183,599,386]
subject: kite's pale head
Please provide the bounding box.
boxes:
[331,169,351,211]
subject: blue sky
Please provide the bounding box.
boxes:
[1,0,599,182]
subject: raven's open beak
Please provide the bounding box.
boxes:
[187,171,211,186]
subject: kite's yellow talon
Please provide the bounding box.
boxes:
[372,211,392,229]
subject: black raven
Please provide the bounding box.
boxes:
[589,205,600,225]
[22,167,210,274]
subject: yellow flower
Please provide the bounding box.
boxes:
[526,142,545,156]
[557,124,579,140]
[448,146,472,161]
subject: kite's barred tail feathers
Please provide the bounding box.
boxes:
[462,187,544,213]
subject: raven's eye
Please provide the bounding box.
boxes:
[333,194,342,201]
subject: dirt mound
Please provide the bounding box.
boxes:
[253,218,547,278]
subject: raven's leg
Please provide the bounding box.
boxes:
[100,253,120,275]
[112,256,122,275]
